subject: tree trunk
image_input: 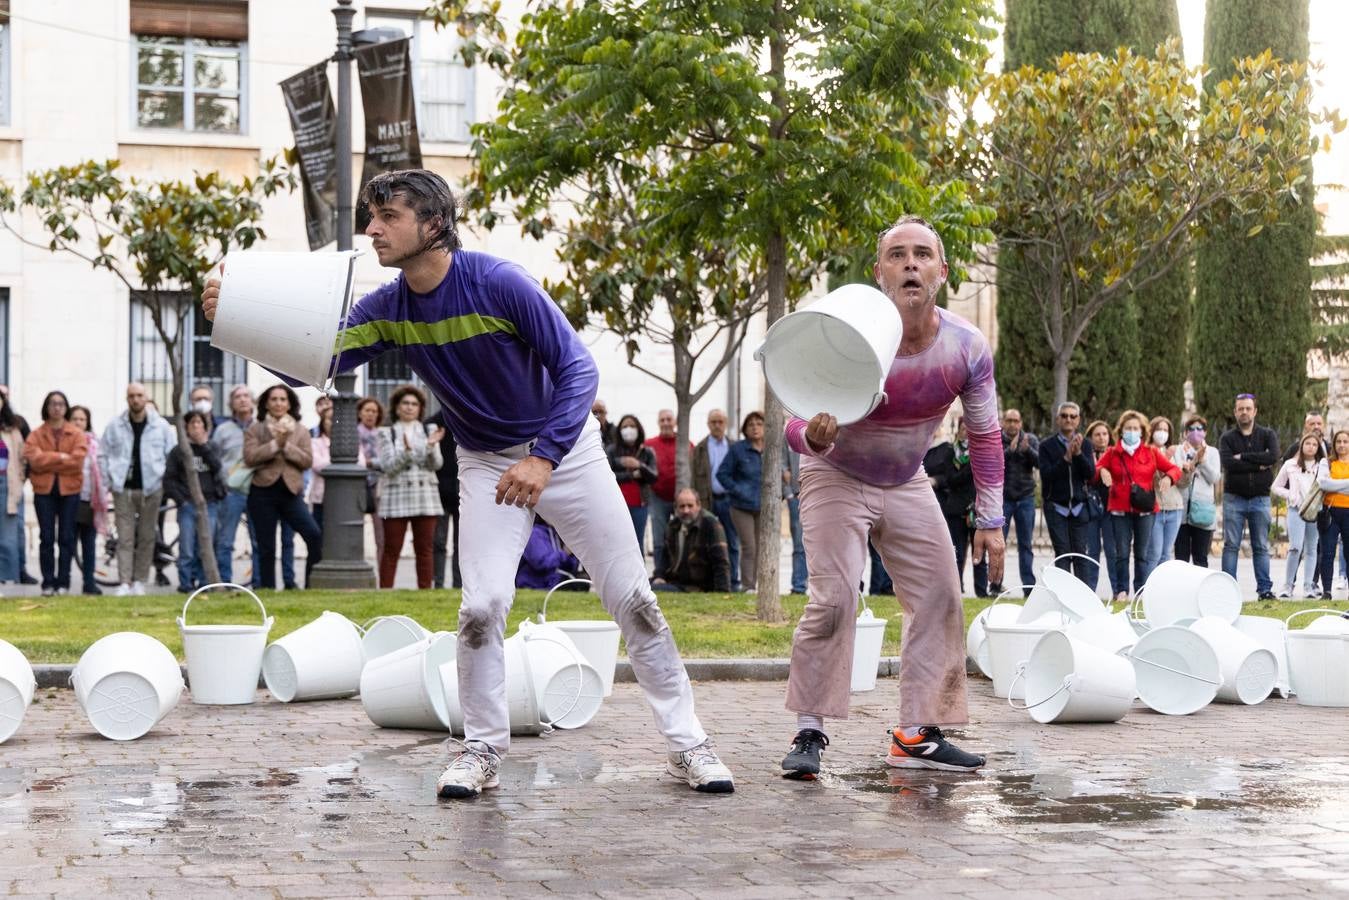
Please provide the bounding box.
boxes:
[755,229,787,623]
[1052,350,1071,414]
[672,333,694,494]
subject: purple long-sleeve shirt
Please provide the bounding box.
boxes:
[320,251,598,467]
[785,307,1005,529]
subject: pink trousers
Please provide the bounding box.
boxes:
[785,463,969,726]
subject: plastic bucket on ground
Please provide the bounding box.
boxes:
[71,633,183,741]
[359,631,457,731]
[1065,610,1139,655]
[177,583,273,705]
[986,613,1064,700]
[210,250,361,389]
[1011,631,1135,724]
[263,611,364,702]
[967,603,1023,678]
[753,284,902,425]
[1037,566,1110,622]
[1143,560,1241,627]
[361,615,431,663]
[1128,625,1221,716]
[851,599,888,692]
[1189,616,1278,705]
[1235,614,1292,698]
[1285,609,1349,707]
[537,579,621,698]
[1016,584,1061,624]
[0,639,36,744]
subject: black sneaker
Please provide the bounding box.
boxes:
[19,571,37,585]
[1257,591,1276,602]
[886,726,985,772]
[781,729,829,780]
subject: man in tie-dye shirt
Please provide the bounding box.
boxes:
[780,216,1006,779]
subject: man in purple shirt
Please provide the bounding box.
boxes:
[779,216,1006,780]
[203,169,733,799]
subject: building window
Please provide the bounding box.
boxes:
[0,4,11,128]
[363,348,437,419]
[131,0,248,134]
[365,13,474,143]
[130,293,247,417]
[0,288,9,386]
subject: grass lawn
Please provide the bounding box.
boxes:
[2,587,1346,664]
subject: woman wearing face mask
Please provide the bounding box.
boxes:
[1272,432,1325,597]
[1095,410,1181,600]
[1173,415,1221,569]
[1082,420,1121,596]
[608,414,659,549]
[1143,416,1183,579]
[1316,430,1349,601]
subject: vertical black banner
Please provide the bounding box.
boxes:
[355,38,423,231]
[279,62,338,250]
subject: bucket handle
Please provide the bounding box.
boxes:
[181,582,268,627]
[1125,586,1150,628]
[1129,653,1223,686]
[1046,552,1101,574]
[537,578,595,624]
[1006,663,1074,711]
[322,250,363,395]
[360,615,424,642]
[519,629,587,736]
[1284,608,1349,628]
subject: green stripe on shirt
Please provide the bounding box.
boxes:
[337,313,519,353]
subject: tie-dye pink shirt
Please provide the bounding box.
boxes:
[785,307,1005,529]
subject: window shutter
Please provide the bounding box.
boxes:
[130,0,248,42]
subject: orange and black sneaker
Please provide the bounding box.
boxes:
[781,729,829,780]
[886,726,984,772]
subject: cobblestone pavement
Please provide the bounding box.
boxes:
[3,677,1349,898]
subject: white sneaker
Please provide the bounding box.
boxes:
[1277,588,1291,599]
[114,583,132,597]
[667,742,735,793]
[436,742,501,799]
[1335,578,1346,592]
[1305,585,1323,599]
[131,581,146,596]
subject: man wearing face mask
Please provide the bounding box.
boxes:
[1219,393,1280,600]
[651,488,731,593]
[190,385,228,428]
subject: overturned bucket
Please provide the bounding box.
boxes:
[1285,609,1349,708]
[986,611,1064,701]
[967,602,1023,679]
[1143,560,1241,627]
[360,631,458,731]
[754,284,902,425]
[0,639,36,744]
[263,611,364,702]
[1065,610,1139,655]
[71,633,184,741]
[1189,616,1278,705]
[362,615,431,664]
[178,583,273,705]
[1036,564,1110,623]
[851,599,888,693]
[1011,631,1135,724]
[537,579,621,697]
[1129,625,1221,716]
[1235,614,1292,698]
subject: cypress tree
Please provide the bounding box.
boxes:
[998,0,1183,431]
[1193,0,1313,438]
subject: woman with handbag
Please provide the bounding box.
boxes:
[1316,430,1349,601]
[23,391,88,596]
[1174,415,1221,569]
[1272,432,1325,598]
[243,384,323,589]
[68,405,109,595]
[1082,420,1121,595]
[1095,409,1181,600]
[375,384,444,590]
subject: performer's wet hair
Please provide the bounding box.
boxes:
[361,169,463,254]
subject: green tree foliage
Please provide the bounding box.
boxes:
[1193,0,1313,436]
[0,159,295,585]
[943,43,1331,418]
[436,0,995,615]
[997,0,1185,430]
[1311,232,1349,359]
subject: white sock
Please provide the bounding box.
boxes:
[900,726,923,740]
[796,714,825,733]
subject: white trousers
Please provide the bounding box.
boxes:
[455,419,706,755]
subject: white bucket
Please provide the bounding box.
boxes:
[263,611,364,702]
[361,615,431,663]
[1038,566,1110,622]
[966,603,1022,678]
[851,603,888,693]
[177,584,273,705]
[1011,631,1135,724]
[753,284,902,425]
[986,614,1063,700]
[1234,614,1292,698]
[0,639,36,744]
[1016,584,1061,624]
[1285,609,1349,707]
[210,250,361,389]
[1065,610,1139,655]
[1128,625,1221,715]
[536,578,621,697]
[1143,560,1241,627]
[1189,616,1278,705]
[359,632,458,730]
[71,633,184,741]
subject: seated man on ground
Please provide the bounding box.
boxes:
[651,488,732,593]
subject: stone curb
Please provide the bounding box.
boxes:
[33,657,907,690]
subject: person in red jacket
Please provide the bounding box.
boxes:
[1095,409,1182,600]
[23,391,88,596]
